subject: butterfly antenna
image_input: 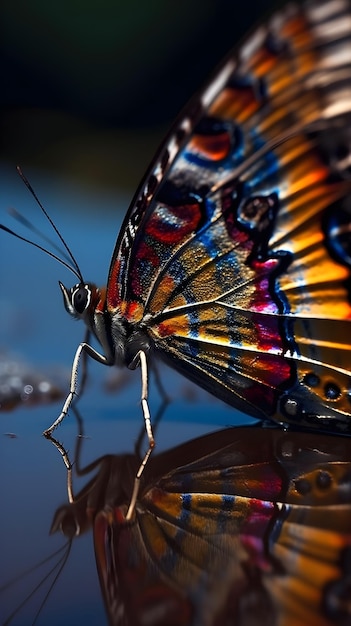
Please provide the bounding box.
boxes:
[8,207,75,267]
[0,223,82,280]
[16,166,84,282]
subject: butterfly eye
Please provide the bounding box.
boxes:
[72,285,90,315]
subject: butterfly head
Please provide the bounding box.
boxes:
[59,281,105,323]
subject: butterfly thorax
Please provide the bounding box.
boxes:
[59,280,151,368]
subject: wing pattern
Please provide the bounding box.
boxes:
[107,0,351,431]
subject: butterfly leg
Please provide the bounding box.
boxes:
[126,350,155,521]
[43,342,111,437]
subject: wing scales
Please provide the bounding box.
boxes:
[107,0,351,430]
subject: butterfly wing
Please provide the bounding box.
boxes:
[93,427,351,625]
[107,0,351,430]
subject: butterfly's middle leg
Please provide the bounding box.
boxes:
[126,349,155,521]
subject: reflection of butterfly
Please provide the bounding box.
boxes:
[52,426,351,626]
[3,0,351,452]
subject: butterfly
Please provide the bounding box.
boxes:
[51,425,351,626]
[2,0,351,513]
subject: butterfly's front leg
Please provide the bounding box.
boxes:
[43,341,112,437]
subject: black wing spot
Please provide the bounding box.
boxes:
[324,382,341,401]
[304,372,320,388]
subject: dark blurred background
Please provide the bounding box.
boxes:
[0,0,275,194]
